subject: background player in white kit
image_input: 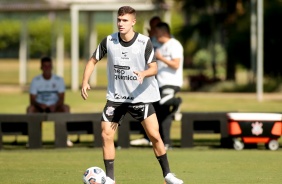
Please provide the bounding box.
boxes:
[130,21,184,149]
[154,22,184,149]
[81,6,183,184]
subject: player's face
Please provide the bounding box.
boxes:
[155,29,165,43]
[117,14,136,34]
[41,61,52,75]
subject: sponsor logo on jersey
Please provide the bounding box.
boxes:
[132,104,145,111]
[114,65,130,70]
[138,39,145,45]
[121,52,129,59]
[109,38,117,42]
[114,93,134,100]
[114,65,137,81]
[114,75,137,81]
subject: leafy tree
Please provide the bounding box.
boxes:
[176,0,247,81]
[177,0,282,81]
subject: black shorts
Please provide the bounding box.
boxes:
[101,100,156,125]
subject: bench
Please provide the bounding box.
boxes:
[118,112,232,148]
[0,114,46,149]
[0,112,233,149]
[47,113,102,148]
[181,112,232,148]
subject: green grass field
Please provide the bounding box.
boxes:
[1,59,282,183]
[1,148,282,184]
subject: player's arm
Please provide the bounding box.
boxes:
[81,57,98,100]
[81,37,107,100]
[30,94,38,107]
[155,50,180,70]
[55,92,65,108]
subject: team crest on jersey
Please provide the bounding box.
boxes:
[106,106,115,116]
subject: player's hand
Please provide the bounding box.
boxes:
[81,83,91,100]
[133,71,144,84]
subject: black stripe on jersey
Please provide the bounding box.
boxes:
[145,39,156,63]
[92,37,107,61]
[118,32,138,47]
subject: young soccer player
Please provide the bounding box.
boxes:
[81,6,183,184]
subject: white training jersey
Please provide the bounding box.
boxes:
[29,74,65,106]
[92,32,160,103]
[156,38,184,88]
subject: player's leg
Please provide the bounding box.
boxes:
[142,113,183,184]
[142,113,166,156]
[160,113,173,149]
[159,86,182,116]
[101,121,118,182]
[101,101,125,183]
[26,105,33,113]
[142,113,171,179]
[156,102,173,149]
[63,104,70,112]
[54,104,70,112]
[26,105,42,113]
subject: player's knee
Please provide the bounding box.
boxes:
[101,125,116,142]
[101,131,114,142]
[147,132,162,144]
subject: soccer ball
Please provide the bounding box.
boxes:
[83,166,106,184]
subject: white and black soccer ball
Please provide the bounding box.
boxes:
[83,166,106,184]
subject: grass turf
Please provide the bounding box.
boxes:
[1,148,282,184]
[1,59,282,183]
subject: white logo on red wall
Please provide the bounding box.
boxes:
[251,121,263,136]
